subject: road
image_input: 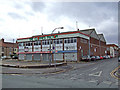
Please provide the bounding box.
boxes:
[2,57,119,88]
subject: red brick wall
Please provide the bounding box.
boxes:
[77,37,89,61]
[1,40,18,57]
[90,37,106,56]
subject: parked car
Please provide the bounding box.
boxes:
[95,56,100,60]
[90,56,96,61]
[103,55,109,59]
[107,55,110,59]
[100,56,103,60]
[103,56,107,59]
[1,56,7,60]
[118,57,120,62]
[110,56,113,58]
[105,55,110,59]
[81,56,91,61]
[12,55,18,59]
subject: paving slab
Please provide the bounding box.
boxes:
[1,59,67,68]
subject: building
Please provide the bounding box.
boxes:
[80,28,107,56]
[17,29,107,62]
[17,31,89,62]
[0,38,18,58]
[107,44,118,57]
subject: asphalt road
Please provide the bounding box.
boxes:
[2,57,119,88]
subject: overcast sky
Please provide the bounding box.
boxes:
[0,0,118,45]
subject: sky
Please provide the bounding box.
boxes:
[0,0,118,45]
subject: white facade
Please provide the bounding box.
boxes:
[110,47,114,57]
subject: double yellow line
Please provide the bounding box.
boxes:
[110,66,120,80]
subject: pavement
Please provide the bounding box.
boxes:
[1,59,67,68]
[1,59,69,75]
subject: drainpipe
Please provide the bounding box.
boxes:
[88,37,90,56]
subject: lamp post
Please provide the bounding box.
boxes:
[49,27,64,67]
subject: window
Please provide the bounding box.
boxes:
[53,40,57,44]
[2,47,4,52]
[57,39,59,44]
[65,39,67,43]
[64,38,76,43]
[34,41,38,46]
[60,39,63,43]
[28,42,31,46]
[107,47,110,51]
[45,40,49,45]
[39,41,41,45]
[49,40,52,44]
[45,40,47,45]
[74,38,77,43]
[91,45,92,47]
[71,38,73,43]
[30,42,33,46]
[18,43,22,46]
[23,43,25,46]
[26,42,29,46]
[68,38,71,43]
[94,48,97,52]
[9,47,12,52]
[53,40,55,44]
[42,41,45,45]
[48,40,50,45]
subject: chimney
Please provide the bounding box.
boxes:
[58,31,60,33]
[1,38,4,42]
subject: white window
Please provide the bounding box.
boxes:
[94,48,96,52]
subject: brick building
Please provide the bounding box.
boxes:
[17,31,89,62]
[17,29,107,62]
[107,44,118,57]
[80,29,107,56]
[0,38,18,58]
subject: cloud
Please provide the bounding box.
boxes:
[42,2,117,25]
[30,2,46,12]
[8,12,26,20]
[96,17,118,44]
[41,2,118,44]
[0,1,118,45]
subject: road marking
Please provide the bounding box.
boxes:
[70,77,77,80]
[88,80,98,83]
[110,66,120,80]
[10,74,22,76]
[92,67,98,71]
[103,81,112,85]
[89,71,102,77]
[79,73,84,75]
[115,82,118,85]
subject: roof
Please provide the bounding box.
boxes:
[107,44,118,47]
[80,28,106,42]
[80,28,94,35]
[80,28,100,40]
[98,34,106,42]
[17,30,89,40]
